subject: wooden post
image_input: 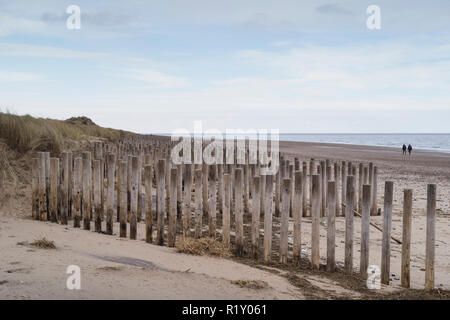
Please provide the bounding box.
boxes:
[293,172,302,265]
[371,166,378,216]
[244,163,250,214]
[311,174,320,270]
[145,164,153,243]
[61,152,70,225]
[360,184,371,279]
[302,162,307,217]
[73,157,82,228]
[38,153,47,221]
[345,175,355,275]
[263,174,273,262]
[223,173,231,245]
[217,164,223,213]
[381,181,394,284]
[208,165,217,237]
[127,155,132,222]
[260,171,266,218]
[49,158,59,223]
[235,168,244,256]
[106,153,115,235]
[194,169,203,239]
[326,181,336,272]
[31,158,39,220]
[93,159,102,232]
[168,168,177,247]
[67,152,73,219]
[119,160,127,238]
[401,189,413,288]
[182,164,192,238]
[358,163,363,212]
[275,162,281,216]
[176,164,183,218]
[202,163,209,215]
[82,152,91,230]
[279,178,290,264]
[130,157,138,240]
[251,176,261,259]
[44,152,50,219]
[341,161,346,217]
[320,161,326,217]
[425,184,436,291]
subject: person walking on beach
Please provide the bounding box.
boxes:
[408,144,412,155]
[402,144,407,155]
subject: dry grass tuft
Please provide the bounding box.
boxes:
[176,237,232,257]
[29,237,56,249]
[0,111,132,154]
[230,279,268,290]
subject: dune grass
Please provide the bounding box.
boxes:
[0,112,130,154]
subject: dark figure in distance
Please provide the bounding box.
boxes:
[402,144,407,155]
[408,144,412,155]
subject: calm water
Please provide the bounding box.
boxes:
[159,133,450,153]
[279,134,450,153]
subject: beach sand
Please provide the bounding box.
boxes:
[0,140,449,299]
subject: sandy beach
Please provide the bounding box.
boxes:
[0,140,449,299]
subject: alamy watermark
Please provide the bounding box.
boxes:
[170,121,280,175]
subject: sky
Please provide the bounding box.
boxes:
[0,0,449,133]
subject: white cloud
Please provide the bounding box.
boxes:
[0,43,108,59]
[115,68,188,89]
[0,71,41,82]
[0,14,46,36]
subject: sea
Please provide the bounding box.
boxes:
[159,133,450,153]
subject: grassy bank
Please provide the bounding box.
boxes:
[0,112,131,154]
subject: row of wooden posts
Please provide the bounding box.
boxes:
[31,144,437,292]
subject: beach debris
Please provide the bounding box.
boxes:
[176,237,232,257]
[30,237,56,249]
[230,279,268,290]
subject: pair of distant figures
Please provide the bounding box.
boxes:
[402,144,413,155]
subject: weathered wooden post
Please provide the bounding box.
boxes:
[320,161,326,217]
[208,165,217,237]
[93,159,102,232]
[60,152,69,225]
[235,168,244,256]
[345,175,355,275]
[223,173,231,245]
[168,168,177,247]
[176,164,183,217]
[358,163,364,212]
[202,163,209,215]
[244,163,250,214]
[401,189,413,288]
[326,181,336,272]
[251,176,261,258]
[293,172,303,265]
[381,181,394,284]
[67,152,73,219]
[73,157,82,228]
[182,164,192,238]
[44,152,50,219]
[130,157,138,240]
[127,155,132,222]
[156,159,166,244]
[145,164,153,243]
[280,178,291,264]
[360,184,371,279]
[31,158,39,220]
[371,166,378,216]
[264,174,273,262]
[341,161,347,217]
[82,151,91,230]
[119,160,127,238]
[106,153,116,235]
[38,153,47,221]
[425,184,436,292]
[311,174,320,270]
[194,169,203,239]
[217,163,223,213]
[49,158,59,223]
[302,162,308,217]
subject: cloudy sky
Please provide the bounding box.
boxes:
[1,0,449,133]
